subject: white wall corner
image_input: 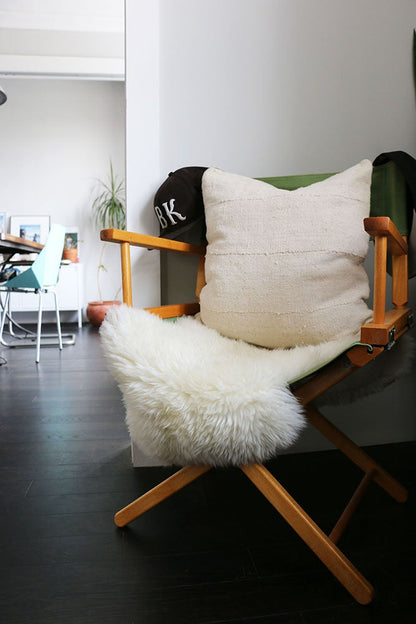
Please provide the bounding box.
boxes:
[125,0,161,308]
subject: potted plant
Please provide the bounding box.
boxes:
[86,162,126,327]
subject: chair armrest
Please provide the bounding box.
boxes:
[363,217,408,256]
[100,228,205,307]
[100,228,204,256]
[361,216,411,346]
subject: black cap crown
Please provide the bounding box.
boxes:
[154,166,208,245]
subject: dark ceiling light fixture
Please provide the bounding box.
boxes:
[0,86,7,105]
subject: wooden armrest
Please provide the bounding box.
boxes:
[361,308,411,347]
[100,228,204,256]
[100,228,205,307]
[145,302,200,318]
[364,217,408,255]
[361,216,410,345]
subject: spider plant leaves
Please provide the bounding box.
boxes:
[91,162,126,230]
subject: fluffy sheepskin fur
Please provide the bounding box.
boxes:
[100,305,362,467]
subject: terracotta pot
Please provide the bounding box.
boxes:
[62,248,78,262]
[86,300,121,327]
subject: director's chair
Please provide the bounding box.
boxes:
[99,161,413,605]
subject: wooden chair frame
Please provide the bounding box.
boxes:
[101,216,412,605]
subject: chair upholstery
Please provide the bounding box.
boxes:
[99,161,413,605]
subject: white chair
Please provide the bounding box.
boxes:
[0,223,75,363]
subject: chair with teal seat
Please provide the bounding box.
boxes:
[98,159,414,606]
[0,223,73,363]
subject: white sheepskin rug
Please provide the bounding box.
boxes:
[100,305,361,467]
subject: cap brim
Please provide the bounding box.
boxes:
[159,216,206,245]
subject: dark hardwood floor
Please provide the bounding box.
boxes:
[0,324,414,623]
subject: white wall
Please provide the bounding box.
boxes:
[0,77,125,317]
[159,0,416,175]
[124,0,161,309]
[130,0,416,464]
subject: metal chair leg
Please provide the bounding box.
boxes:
[0,291,10,346]
[36,291,43,363]
[53,290,63,350]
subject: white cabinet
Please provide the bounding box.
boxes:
[9,262,83,328]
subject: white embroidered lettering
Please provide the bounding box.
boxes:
[154,205,168,229]
[162,199,186,225]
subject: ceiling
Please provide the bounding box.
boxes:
[0,0,125,80]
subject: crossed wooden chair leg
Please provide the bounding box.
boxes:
[239,462,374,605]
[114,410,408,605]
[114,465,212,528]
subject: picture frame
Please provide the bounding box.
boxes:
[0,212,6,234]
[9,215,50,245]
[64,226,79,250]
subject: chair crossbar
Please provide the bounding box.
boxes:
[305,405,408,503]
[329,469,376,544]
[1,333,76,348]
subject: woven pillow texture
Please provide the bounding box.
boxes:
[200,160,373,349]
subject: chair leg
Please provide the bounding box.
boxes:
[7,293,18,337]
[329,469,376,544]
[305,405,408,503]
[114,465,211,527]
[0,291,10,346]
[53,290,63,350]
[36,291,43,363]
[240,463,374,605]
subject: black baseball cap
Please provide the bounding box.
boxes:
[154,166,208,245]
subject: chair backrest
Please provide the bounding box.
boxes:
[5,223,66,290]
[193,162,410,301]
[258,160,410,236]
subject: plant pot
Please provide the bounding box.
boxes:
[86,300,121,327]
[62,248,78,262]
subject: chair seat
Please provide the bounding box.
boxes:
[100,305,362,466]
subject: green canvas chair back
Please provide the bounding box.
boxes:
[5,223,66,290]
[258,160,410,236]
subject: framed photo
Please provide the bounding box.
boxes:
[10,215,50,244]
[0,212,6,234]
[64,226,79,250]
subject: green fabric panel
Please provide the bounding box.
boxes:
[370,161,408,235]
[413,29,416,94]
[257,172,333,190]
[258,161,409,235]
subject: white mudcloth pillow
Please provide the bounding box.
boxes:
[200,161,373,349]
